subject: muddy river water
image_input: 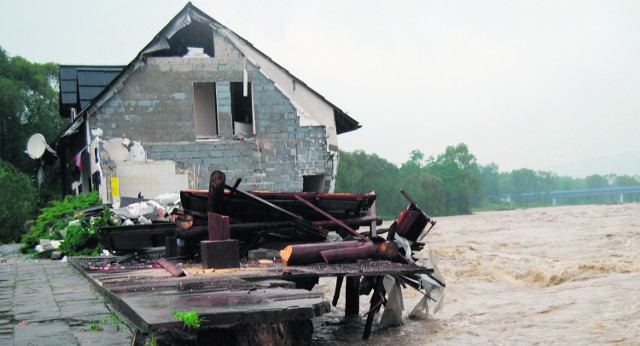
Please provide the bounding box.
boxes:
[311,203,640,345]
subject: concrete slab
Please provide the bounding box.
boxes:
[121,287,328,329]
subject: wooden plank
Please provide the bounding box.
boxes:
[157,258,185,277]
[207,212,230,240]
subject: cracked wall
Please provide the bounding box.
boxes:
[90,30,335,200]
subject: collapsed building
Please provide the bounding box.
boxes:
[34,3,446,344]
[47,2,360,202]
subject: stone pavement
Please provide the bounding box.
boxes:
[0,244,134,345]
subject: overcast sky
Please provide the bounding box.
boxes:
[2,0,639,177]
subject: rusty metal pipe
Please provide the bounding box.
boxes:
[320,241,399,264]
[279,241,362,265]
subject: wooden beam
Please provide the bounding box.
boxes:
[345,276,360,316]
[208,212,230,241]
[157,258,185,277]
[293,195,368,241]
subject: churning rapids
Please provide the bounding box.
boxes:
[311,203,640,345]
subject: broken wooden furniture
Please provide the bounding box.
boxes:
[98,180,380,256]
[179,188,378,242]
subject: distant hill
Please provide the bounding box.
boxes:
[549,151,640,178]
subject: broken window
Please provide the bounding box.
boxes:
[303,175,327,193]
[161,22,215,57]
[194,82,218,138]
[230,82,254,135]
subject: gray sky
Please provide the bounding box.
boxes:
[2,0,639,177]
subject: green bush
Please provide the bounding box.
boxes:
[20,191,102,253]
[0,160,38,243]
[58,205,119,256]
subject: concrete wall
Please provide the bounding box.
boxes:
[90,30,334,200]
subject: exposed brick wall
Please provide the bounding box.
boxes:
[91,31,334,194]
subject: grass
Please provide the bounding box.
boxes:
[86,312,124,332]
[108,311,124,331]
[172,309,205,329]
[109,311,124,325]
[145,334,157,346]
[86,320,103,332]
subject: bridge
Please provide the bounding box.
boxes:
[508,186,640,205]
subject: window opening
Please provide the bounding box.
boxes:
[160,22,215,57]
[194,82,218,138]
[230,82,254,134]
[303,175,327,193]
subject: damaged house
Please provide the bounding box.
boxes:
[50,3,360,203]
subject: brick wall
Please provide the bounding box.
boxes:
[91,32,334,195]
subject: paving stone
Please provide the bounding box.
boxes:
[0,245,134,345]
[14,320,77,345]
[54,291,98,303]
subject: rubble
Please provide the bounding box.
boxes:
[31,170,445,343]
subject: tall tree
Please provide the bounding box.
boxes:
[336,150,405,218]
[425,143,481,214]
[585,174,609,189]
[478,162,504,204]
[0,47,64,173]
[0,47,65,206]
[613,175,640,187]
[0,159,38,243]
[399,149,445,215]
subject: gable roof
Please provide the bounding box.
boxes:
[80,2,360,134]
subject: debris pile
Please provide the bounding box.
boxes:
[25,170,446,342]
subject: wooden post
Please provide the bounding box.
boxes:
[345,276,360,316]
[203,211,239,269]
[165,236,178,257]
[332,276,344,307]
[207,171,226,214]
[363,276,384,340]
[208,212,230,241]
[369,201,378,237]
[201,240,240,269]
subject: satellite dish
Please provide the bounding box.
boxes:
[26,133,47,159]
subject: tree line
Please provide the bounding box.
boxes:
[0,46,66,243]
[1,46,639,242]
[335,144,640,219]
